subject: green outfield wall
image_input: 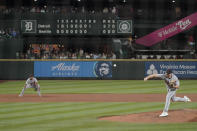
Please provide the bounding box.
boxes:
[0,40,23,59]
[0,61,34,80]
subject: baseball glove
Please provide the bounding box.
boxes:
[169,81,176,88]
[165,79,176,88]
[169,80,177,88]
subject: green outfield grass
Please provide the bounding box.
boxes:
[0,80,197,94]
[0,102,197,131]
[0,80,197,131]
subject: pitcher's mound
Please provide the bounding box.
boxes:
[99,109,197,123]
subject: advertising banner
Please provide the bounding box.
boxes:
[34,61,112,78]
[145,61,197,78]
[136,12,197,46]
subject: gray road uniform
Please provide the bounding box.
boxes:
[156,73,187,112]
[26,78,39,89]
[19,77,41,96]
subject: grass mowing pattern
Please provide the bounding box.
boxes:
[0,80,197,94]
[0,80,197,131]
[0,102,197,131]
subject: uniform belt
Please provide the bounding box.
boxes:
[168,88,176,91]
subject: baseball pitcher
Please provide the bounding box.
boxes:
[144,69,191,117]
[19,74,41,97]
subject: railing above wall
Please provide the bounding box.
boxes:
[1,59,197,62]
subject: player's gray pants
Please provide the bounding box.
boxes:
[19,84,41,96]
[163,89,187,112]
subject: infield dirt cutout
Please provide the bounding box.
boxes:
[1,94,197,102]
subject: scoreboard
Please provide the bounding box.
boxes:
[21,14,132,36]
[56,19,100,35]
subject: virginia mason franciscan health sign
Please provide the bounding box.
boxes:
[34,61,112,78]
[145,62,197,78]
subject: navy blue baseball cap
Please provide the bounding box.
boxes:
[166,69,172,74]
[29,74,34,77]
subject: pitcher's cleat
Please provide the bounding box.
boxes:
[184,96,191,102]
[159,112,168,117]
[18,94,23,97]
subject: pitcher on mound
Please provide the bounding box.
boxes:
[144,69,191,117]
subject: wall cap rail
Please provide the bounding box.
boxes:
[0,59,197,62]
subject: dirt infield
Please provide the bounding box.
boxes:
[99,109,197,123]
[0,93,197,102]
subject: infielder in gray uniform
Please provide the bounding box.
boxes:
[19,74,41,97]
[144,69,191,117]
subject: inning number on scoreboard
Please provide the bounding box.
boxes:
[56,19,97,35]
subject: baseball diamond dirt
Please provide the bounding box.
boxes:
[99,109,197,123]
[0,94,197,102]
[0,93,197,124]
